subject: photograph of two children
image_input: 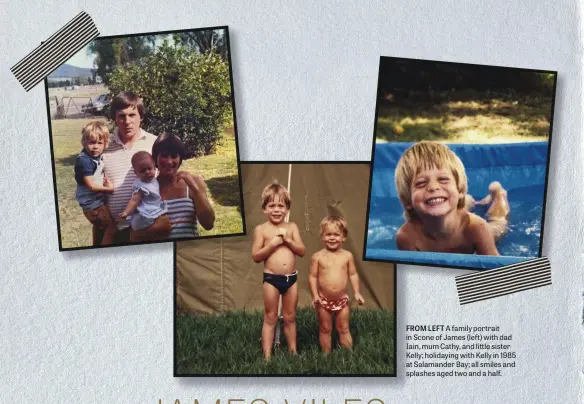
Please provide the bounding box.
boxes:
[44,26,556,376]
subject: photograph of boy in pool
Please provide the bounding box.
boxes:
[394,141,510,255]
[364,56,556,269]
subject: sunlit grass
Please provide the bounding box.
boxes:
[376,94,553,143]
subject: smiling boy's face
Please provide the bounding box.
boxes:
[321,224,345,251]
[263,196,288,224]
[407,165,462,218]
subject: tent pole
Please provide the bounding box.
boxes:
[274,164,292,349]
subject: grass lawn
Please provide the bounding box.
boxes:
[175,307,395,375]
[48,84,107,99]
[50,118,243,249]
[376,93,553,143]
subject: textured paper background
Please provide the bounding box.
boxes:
[1,0,582,402]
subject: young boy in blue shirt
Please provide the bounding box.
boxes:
[74,121,117,246]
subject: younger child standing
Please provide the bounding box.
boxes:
[74,121,117,246]
[252,183,306,360]
[309,216,365,354]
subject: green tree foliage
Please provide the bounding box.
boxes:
[48,80,69,88]
[88,37,154,85]
[173,29,228,60]
[107,43,232,157]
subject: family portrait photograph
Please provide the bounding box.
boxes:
[175,162,396,376]
[44,26,244,250]
[365,57,557,270]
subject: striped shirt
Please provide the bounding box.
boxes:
[166,187,199,239]
[102,128,157,229]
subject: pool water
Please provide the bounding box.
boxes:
[367,185,544,257]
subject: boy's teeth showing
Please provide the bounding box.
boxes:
[426,197,446,205]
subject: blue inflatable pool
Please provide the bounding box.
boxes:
[366,141,549,269]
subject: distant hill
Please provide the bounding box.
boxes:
[49,64,93,78]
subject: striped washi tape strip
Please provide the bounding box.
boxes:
[455,257,551,305]
[11,11,99,92]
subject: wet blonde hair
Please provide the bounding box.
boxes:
[395,141,468,220]
[320,215,348,237]
[81,121,110,148]
[261,183,291,209]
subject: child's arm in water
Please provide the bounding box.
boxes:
[469,217,499,256]
[347,252,365,304]
[82,175,114,193]
[281,222,306,257]
[251,225,284,263]
[120,191,143,219]
[308,253,321,308]
[473,194,493,206]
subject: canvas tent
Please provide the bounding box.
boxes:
[176,163,395,314]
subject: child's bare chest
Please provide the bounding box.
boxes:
[319,253,349,273]
[414,228,474,254]
[262,224,289,240]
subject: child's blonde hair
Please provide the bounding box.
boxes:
[81,121,110,148]
[395,141,468,220]
[261,183,291,209]
[320,215,348,237]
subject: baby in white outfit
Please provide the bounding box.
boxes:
[120,151,172,242]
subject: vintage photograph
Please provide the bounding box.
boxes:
[175,163,396,376]
[44,27,244,250]
[365,57,556,270]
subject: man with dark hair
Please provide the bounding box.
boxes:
[101,91,157,244]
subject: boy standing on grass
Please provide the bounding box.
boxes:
[394,141,504,254]
[309,216,365,354]
[252,183,306,360]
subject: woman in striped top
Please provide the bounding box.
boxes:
[152,133,215,239]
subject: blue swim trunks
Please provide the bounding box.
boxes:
[263,270,298,295]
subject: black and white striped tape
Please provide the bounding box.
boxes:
[455,257,551,305]
[11,11,99,92]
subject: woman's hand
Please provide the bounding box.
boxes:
[175,171,206,194]
[176,170,215,230]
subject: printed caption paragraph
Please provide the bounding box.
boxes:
[405,325,516,378]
